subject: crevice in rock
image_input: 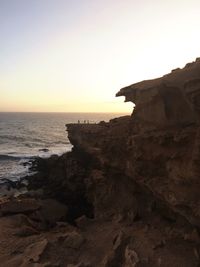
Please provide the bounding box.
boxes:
[26,149,95,226]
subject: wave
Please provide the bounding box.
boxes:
[0,134,45,143]
[0,146,69,161]
[0,154,21,161]
[53,141,70,145]
[0,135,26,142]
[0,154,34,161]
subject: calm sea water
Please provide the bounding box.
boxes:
[0,112,123,183]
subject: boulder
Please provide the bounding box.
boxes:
[24,239,48,263]
[1,198,40,215]
[30,199,67,225]
[14,225,40,237]
[59,231,85,249]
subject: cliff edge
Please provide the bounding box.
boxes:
[66,58,200,266]
[0,59,200,266]
[116,58,200,128]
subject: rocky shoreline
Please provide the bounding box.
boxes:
[1,59,200,266]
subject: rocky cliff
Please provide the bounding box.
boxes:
[67,58,200,225]
[1,59,200,267]
[66,58,200,266]
[117,58,200,128]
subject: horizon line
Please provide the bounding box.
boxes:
[0,111,130,114]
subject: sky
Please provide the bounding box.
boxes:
[1,0,200,113]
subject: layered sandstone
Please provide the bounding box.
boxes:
[116,58,200,128]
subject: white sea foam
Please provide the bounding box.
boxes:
[0,112,122,183]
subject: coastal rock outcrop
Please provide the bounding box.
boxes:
[1,58,200,266]
[116,58,200,129]
[65,58,200,265]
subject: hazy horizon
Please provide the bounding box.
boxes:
[0,111,129,114]
[1,0,200,113]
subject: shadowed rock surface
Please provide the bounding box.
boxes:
[1,59,200,266]
[117,57,200,128]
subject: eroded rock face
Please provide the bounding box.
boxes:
[64,59,200,266]
[116,58,200,129]
[1,59,200,267]
[67,118,200,227]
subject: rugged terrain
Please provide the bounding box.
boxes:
[1,58,200,266]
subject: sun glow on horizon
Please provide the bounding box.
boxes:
[1,0,200,113]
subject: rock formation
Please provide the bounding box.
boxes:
[1,58,200,266]
[117,58,200,128]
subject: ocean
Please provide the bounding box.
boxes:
[0,112,123,184]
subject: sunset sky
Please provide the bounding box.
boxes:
[1,0,200,113]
